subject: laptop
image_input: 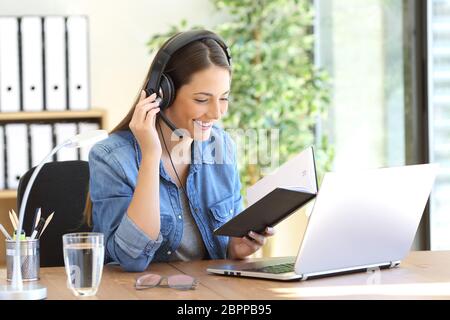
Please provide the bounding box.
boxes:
[207,163,438,281]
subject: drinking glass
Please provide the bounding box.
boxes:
[62,232,104,296]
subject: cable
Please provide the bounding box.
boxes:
[157,118,197,213]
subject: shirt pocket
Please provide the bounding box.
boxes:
[160,213,174,238]
[209,194,235,223]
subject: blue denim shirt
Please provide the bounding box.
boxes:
[88,125,243,272]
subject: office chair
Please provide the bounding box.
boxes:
[17,160,92,267]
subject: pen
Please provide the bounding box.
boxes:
[38,212,54,239]
[0,223,12,240]
[30,217,46,240]
[8,210,17,231]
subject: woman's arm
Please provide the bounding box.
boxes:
[89,146,163,272]
[127,90,162,240]
[127,155,161,240]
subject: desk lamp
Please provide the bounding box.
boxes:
[0,130,108,300]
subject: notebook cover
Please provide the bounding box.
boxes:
[213,188,316,237]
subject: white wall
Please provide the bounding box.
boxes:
[0,0,225,129]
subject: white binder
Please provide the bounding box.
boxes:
[0,125,5,189]
[21,16,44,111]
[5,124,29,189]
[44,16,67,111]
[54,123,78,161]
[67,16,90,110]
[0,17,21,112]
[77,122,100,161]
[30,124,53,167]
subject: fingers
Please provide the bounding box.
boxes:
[247,231,266,246]
[138,90,158,103]
[131,91,160,126]
[263,227,275,237]
[139,89,146,101]
[136,91,159,114]
[242,236,261,252]
[144,105,160,128]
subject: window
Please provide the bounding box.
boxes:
[315,0,406,172]
[428,0,450,250]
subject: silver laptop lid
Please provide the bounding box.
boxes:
[295,164,438,276]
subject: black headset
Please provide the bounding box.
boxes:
[144,30,232,138]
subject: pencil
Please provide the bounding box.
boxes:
[0,223,12,240]
[33,207,41,229]
[38,212,54,239]
[8,210,17,231]
[11,209,19,227]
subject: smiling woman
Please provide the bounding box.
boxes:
[85,30,275,272]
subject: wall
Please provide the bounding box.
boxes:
[0,0,225,130]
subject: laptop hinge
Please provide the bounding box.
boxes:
[389,261,400,268]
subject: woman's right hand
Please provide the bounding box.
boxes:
[129,90,162,157]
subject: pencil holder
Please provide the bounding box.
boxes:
[5,239,40,282]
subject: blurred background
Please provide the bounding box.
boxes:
[0,0,448,262]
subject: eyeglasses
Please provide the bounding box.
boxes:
[135,273,198,291]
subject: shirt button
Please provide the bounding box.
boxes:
[230,209,234,214]
[195,208,199,213]
[167,251,172,255]
[178,215,182,220]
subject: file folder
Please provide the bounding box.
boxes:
[67,16,90,110]
[21,16,44,111]
[5,124,29,189]
[54,123,78,161]
[29,124,53,167]
[44,16,67,111]
[0,17,21,112]
[0,125,5,189]
[77,122,100,161]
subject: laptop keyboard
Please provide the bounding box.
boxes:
[246,262,295,274]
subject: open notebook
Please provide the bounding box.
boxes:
[213,146,318,237]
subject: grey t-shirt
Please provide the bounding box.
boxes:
[170,190,208,261]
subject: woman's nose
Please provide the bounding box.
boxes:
[207,101,221,120]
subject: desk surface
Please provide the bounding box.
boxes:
[1,251,450,300]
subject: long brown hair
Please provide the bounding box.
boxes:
[84,33,232,226]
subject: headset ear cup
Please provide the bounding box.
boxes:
[159,73,175,109]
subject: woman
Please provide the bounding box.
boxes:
[88,30,275,272]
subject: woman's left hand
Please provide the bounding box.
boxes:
[228,227,276,259]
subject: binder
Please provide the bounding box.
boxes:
[5,123,29,189]
[44,16,67,111]
[54,123,78,161]
[0,17,21,112]
[29,124,53,167]
[214,147,318,237]
[21,16,44,111]
[77,122,100,161]
[66,16,90,110]
[0,125,5,189]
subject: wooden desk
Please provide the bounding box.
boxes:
[1,251,450,300]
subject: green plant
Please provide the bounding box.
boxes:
[147,0,334,196]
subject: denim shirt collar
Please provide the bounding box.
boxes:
[127,130,218,182]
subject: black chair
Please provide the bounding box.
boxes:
[17,160,92,267]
